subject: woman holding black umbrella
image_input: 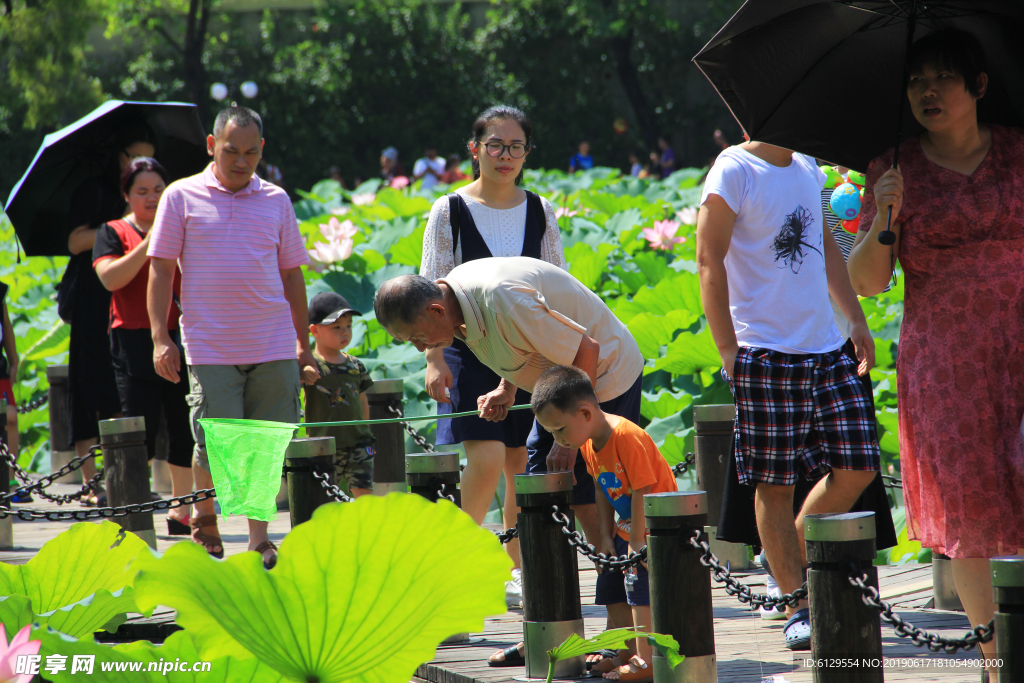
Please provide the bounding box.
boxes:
[63,124,155,502]
[848,30,1024,675]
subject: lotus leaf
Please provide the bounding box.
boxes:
[650,329,721,376]
[613,272,702,324]
[132,494,511,683]
[628,311,701,359]
[388,225,426,267]
[32,627,292,683]
[0,522,150,639]
[565,242,615,291]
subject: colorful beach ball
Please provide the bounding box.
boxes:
[829,182,862,220]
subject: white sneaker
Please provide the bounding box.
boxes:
[759,574,787,620]
[505,568,523,609]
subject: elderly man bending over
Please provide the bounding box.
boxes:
[374,256,644,544]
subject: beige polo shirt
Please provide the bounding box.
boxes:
[440,257,644,402]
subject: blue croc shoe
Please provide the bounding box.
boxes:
[11,488,33,504]
[784,607,811,651]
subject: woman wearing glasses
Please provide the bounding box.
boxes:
[420,105,565,611]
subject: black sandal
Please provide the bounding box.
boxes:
[586,650,620,672]
[166,516,191,536]
[488,644,525,668]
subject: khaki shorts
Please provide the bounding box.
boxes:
[187,360,301,471]
[336,445,375,492]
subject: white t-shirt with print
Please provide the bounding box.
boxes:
[413,157,446,189]
[700,147,844,355]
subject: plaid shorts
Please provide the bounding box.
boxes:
[337,444,375,492]
[723,345,880,486]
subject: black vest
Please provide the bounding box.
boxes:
[446,191,546,261]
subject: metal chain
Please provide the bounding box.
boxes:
[386,403,436,453]
[29,469,104,506]
[0,489,215,521]
[687,528,808,609]
[0,443,102,504]
[847,563,993,653]
[311,467,353,503]
[881,474,903,490]
[672,452,696,476]
[15,394,48,414]
[551,505,647,571]
[495,526,518,544]
[437,483,456,503]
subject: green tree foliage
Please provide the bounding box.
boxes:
[0,0,104,130]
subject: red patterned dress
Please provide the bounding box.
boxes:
[861,125,1024,558]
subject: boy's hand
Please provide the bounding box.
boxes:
[546,443,577,483]
[300,365,320,385]
[595,536,617,574]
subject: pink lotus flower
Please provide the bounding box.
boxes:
[555,207,578,220]
[390,176,410,189]
[350,193,376,206]
[329,206,350,216]
[308,237,354,266]
[642,220,685,251]
[0,624,41,683]
[318,217,357,243]
[676,207,698,225]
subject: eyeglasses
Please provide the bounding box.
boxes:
[481,141,529,159]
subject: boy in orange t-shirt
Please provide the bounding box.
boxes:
[532,365,677,681]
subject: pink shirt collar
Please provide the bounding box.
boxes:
[202,163,263,196]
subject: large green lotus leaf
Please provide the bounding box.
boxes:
[373,188,432,217]
[612,272,702,324]
[132,494,512,683]
[565,242,615,291]
[628,310,701,359]
[651,329,721,375]
[388,225,425,266]
[0,522,149,617]
[0,587,139,639]
[32,627,293,683]
[630,251,673,286]
[640,389,693,421]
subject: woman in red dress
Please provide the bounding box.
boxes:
[848,30,1024,674]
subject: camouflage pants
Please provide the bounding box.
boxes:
[336,445,375,492]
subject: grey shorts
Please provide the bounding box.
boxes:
[187,360,301,471]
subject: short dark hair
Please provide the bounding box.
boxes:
[531,365,598,415]
[469,104,533,186]
[116,122,156,151]
[907,29,987,97]
[213,105,263,138]
[120,157,170,195]
[373,274,444,329]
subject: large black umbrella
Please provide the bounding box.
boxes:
[693,0,1024,173]
[4,100,209,257]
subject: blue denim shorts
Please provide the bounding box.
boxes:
[594,535,650,607]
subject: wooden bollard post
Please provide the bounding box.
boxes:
[515,472,584,679]
[645,490,717,682]
[932,552,964,611]
[407,451,468,644]
[693,404,748,569]
[366,379,405,495]
[0,399,11,550]
[285,437,336,528]
[406,452,461,505]
[805,511,882,683]
[992,556,1024,682]
[46,364,81,484]
[100,417,156,549]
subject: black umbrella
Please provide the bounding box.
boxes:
[4,100,209,257]
[693,0,1024,173]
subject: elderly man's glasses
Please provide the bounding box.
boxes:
[482,142,528,158]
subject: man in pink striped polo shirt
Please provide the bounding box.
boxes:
[147,106,314,569]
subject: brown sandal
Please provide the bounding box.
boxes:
[190,514,224,559]
[255,540,278,569]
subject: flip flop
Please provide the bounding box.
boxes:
[586,650,622,673]
[488,644,525,668]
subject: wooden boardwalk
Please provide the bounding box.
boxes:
[0,480,989,682]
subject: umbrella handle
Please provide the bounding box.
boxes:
[878,207,897,246]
